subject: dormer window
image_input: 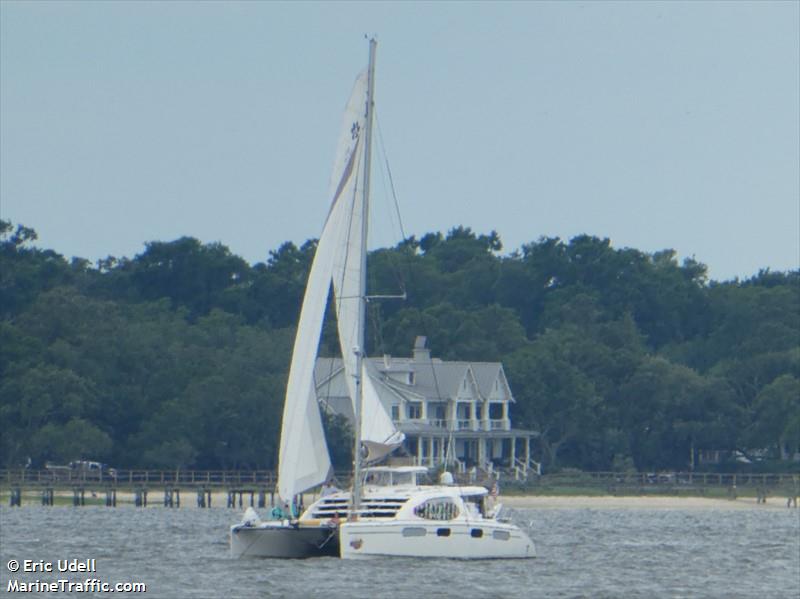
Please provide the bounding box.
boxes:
[489,403,504,420]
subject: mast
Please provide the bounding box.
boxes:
[352,37,377,521]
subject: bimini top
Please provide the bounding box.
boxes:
[364,466,428,475]
[363,466,428,487]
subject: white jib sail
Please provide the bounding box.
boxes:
[277,71,369,502]
[329,74,403,451]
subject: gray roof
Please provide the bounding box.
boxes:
[314,353,512,403]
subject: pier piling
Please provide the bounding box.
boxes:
[134,488,148,507]
[197,489,212,508]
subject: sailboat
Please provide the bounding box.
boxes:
[231,39,534,560]
[229,38,401,559]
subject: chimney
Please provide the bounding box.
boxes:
[413,336,430,362]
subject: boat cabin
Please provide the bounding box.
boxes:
[363,466,427,487]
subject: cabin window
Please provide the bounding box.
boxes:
[414,498,459,521]
[470,528,483,538]
[436,528,451,537]
[492,530,510,541]
[402,527,426,537]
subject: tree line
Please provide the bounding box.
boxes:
[1,220,797,472]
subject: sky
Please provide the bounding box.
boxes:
[1,1,798,282]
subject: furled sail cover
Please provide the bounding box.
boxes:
[277,72,369,502]
[329,73,405,456]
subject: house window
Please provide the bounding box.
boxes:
[391,405,400,421]
[407,437,418,456]
[409,372,416,385]
[489,403,504,419]
[408,402,422,419]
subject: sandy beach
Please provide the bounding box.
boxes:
[6,489,794,510]
[501,494,794,510]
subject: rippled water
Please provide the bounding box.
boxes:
[1,505,797,598]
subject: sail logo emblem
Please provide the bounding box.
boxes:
[350,122,361,140]
[349,538,363,550]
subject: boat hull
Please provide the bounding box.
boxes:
[338,520,535,559]
[230,522,339,558]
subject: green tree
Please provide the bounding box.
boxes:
[749,374,800,460]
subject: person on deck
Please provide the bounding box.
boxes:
[321,480,340,497]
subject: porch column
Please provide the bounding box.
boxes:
[428,437,434,466]
[525,436,530,465]
[510,435,516,465]
[417,437,423,466]
[478,437,486,466]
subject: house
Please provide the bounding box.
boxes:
[315,336,540,478]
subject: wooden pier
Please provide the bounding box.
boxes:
[0,469,284,508]
[1,469,797,507]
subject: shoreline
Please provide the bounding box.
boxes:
[1,490,796,510]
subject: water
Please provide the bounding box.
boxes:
[1,505,797,598]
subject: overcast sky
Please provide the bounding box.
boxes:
[2,1,798,282]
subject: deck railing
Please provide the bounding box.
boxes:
[0,469,278,488]
[0,469,797,492]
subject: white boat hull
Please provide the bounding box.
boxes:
[230,522,339,559]
[338,520,535,559]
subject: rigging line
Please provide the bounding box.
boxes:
[368,301,385,356]
[375,109,407,241]
[373,108,411,300]
[333,152,364,350]
[422,343,453,468]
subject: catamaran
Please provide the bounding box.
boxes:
[230,38,534,560]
